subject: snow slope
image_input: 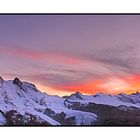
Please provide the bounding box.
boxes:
[0,78,60,125]
[0,77,97,125]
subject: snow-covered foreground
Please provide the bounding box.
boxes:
[0,76,140,125]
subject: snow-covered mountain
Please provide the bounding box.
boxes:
[0,76,97,125]
[64,91,140,108]
[1,76,140,125]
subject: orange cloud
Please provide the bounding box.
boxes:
[122,75,140,93]
[51,80,107,94]
[2,45,140,96]
[45,75,140,95]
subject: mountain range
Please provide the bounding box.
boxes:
[0,76,140,126]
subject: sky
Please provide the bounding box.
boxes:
[1,15,140,96]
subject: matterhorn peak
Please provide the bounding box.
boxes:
[0,76,4,84]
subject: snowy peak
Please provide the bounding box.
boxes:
[22,82,38,92]
[74,91,83,97]
[12,77,38,93]
[65,92,84,100]
[65,92,109,101]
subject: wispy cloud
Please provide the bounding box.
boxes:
[1,15,140,95]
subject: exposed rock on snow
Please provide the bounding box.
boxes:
[13,77,22,88]
[0,110,6,125]
[0,76,4,84]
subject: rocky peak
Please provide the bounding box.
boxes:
[74,91,82,95]
[13,77,22,87]
[0,76,4,84]
[70,92,83,100]
[22,82,38,92]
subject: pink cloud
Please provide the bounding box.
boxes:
[0,44,83,65]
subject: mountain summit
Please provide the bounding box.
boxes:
[65,92,84,100]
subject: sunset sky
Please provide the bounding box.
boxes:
[1,15,140,96]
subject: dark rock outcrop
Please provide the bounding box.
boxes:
[6,110,52,126]
[0,76,4,84]
[13,77,22,88]
[64,101,140,126]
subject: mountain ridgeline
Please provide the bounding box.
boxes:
[0,76,140,126]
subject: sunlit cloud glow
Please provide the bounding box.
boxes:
[1,15,140,95]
